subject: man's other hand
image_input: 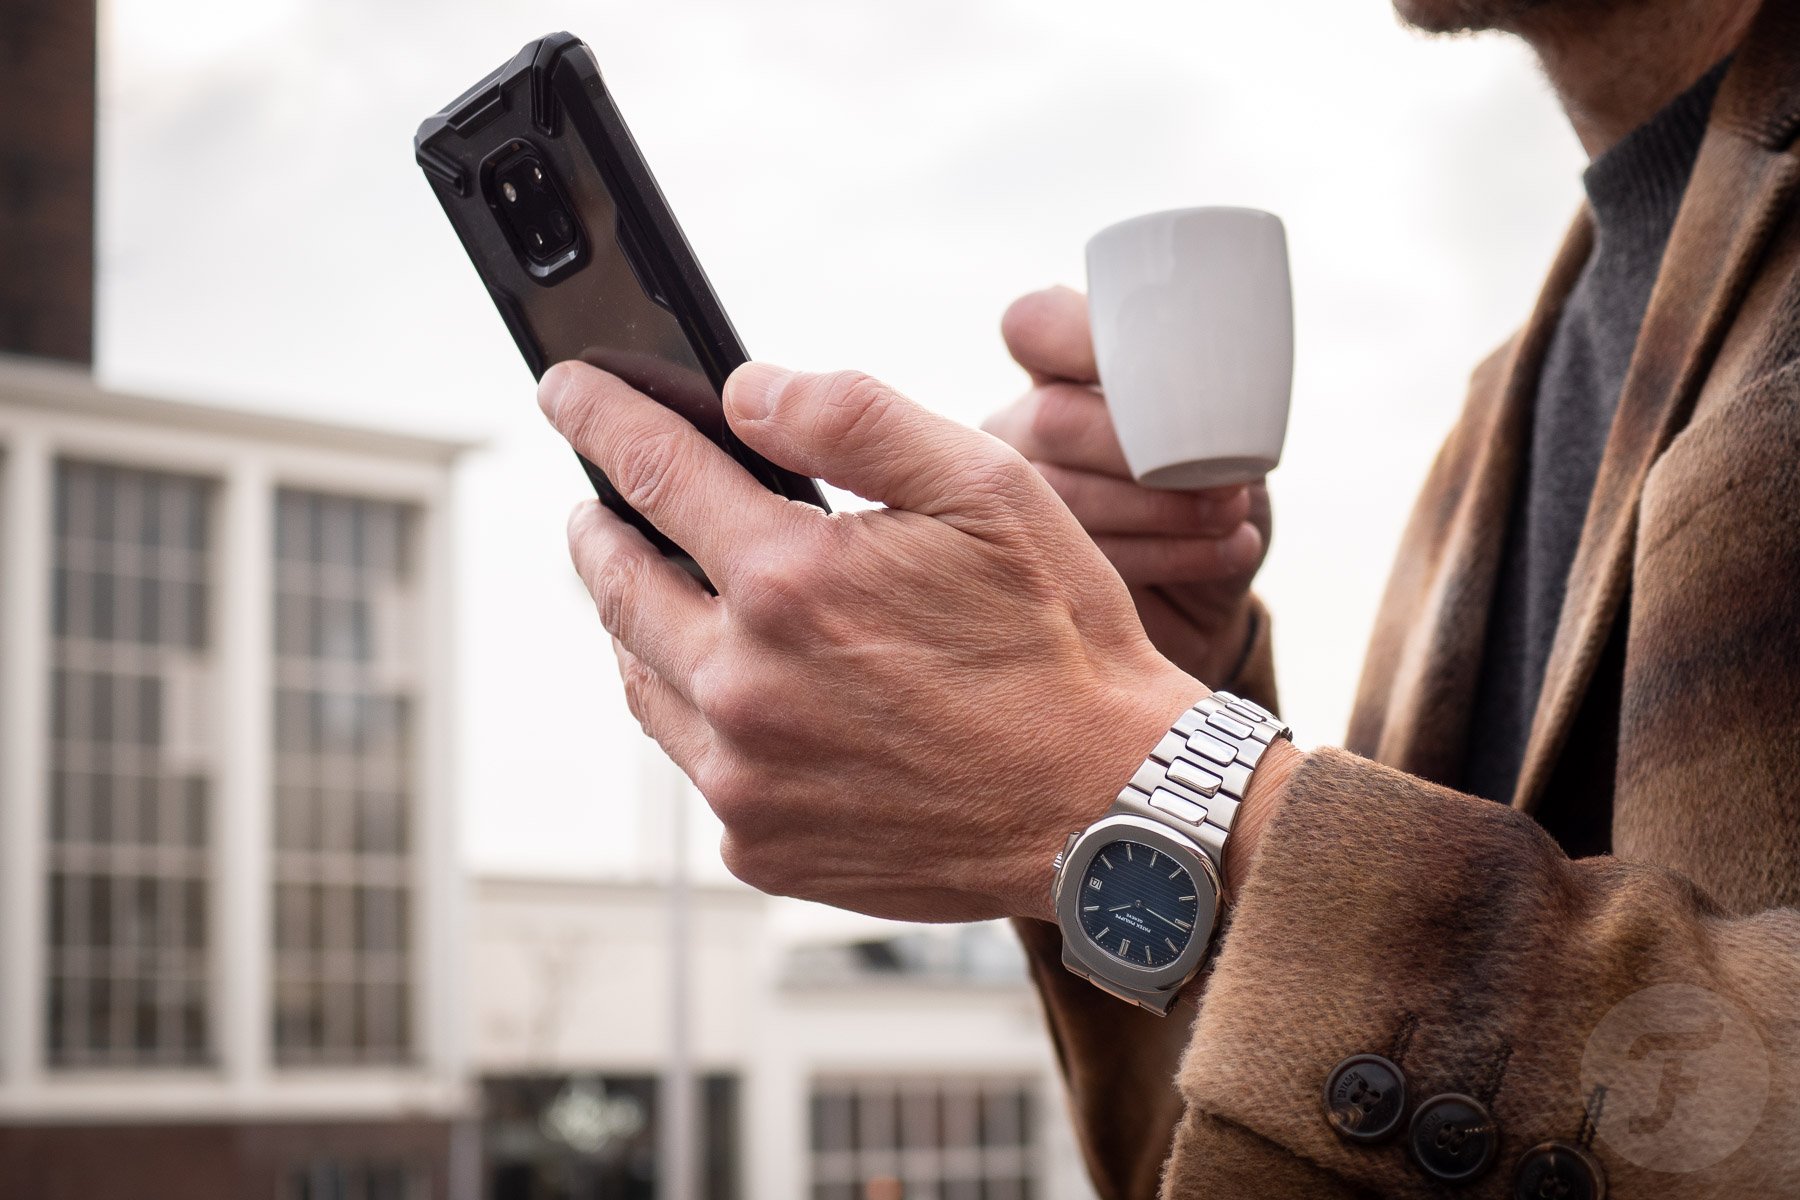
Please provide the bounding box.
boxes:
[982,286,1271,683]
[540,360,1202,924]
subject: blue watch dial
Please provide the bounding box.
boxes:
[1076,839,1203,968]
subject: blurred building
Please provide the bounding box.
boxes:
[470,876,1096,1200]
[0,356,471,1198]
[0,354,1099,1200]
[0,4,1101,1196]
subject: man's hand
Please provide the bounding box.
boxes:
[982,286,1271,684]
[541,360,1203,924]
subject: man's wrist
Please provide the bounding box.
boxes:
[1022,669,1295,925]
[1013,663,1204,925]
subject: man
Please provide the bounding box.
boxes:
[536,0,1800,1193]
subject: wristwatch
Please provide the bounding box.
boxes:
[1050,690,1291,1015]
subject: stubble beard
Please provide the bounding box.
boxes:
[1392,0,1556,34]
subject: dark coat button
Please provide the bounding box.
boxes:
[1323,1054,1407,1144]
[1409,1093,1499,1184]
[1513,1141,1605,1200]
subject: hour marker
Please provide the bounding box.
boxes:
[1125,843,1133,861]
[1082,904,1099,912]
[1150,849,1160,868]
[1168,867,1184,879]
[1101,853,1114,870]
[1178,894,1196,901]
[1097,927,1111,942]
[1119,937,1132,956]
[1165,938,1179,953]
[1173,918,1191,931]
[1144,944,1153,964]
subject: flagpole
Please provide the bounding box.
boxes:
[658,758,697,1200]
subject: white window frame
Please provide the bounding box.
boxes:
[0,366,466,1121]
[808,1074,1039,1200]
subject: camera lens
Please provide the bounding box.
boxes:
[490,148,582,269]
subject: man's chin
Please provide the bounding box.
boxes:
[1392,0,1538,34]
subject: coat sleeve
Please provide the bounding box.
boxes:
[1163,746,1800,1198]
[1025,742,1800,1198]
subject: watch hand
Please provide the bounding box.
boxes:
[1149,909,1191,932]
[1108,903,1133,912]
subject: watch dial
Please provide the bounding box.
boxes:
[1077,839,1203,968]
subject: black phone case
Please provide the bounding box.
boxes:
[414,32,828,581]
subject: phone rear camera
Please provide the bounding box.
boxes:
[490,150,581,268]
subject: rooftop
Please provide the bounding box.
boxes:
[0,354,480,464]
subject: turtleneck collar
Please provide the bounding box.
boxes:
[1582,57,1731,256]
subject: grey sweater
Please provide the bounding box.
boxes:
[1462,60,1729,805]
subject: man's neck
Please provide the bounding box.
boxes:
[1518,0,1760,157]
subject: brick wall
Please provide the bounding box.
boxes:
[0,0,95,364]
[0,1119,460,1200]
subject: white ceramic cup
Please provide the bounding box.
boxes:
[1085,207,1293,490]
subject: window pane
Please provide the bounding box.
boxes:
[810,1079,1037,1199]
[982,1087,1025,1147]
[46,461,214,1068]
[814,1090,854,1153]
[272,489,418,1065]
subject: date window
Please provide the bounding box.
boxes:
[1088,878,1103,891]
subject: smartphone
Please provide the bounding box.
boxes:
[414,32,828,584]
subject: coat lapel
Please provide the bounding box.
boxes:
[1512,3,1800,813]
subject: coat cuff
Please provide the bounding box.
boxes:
[1183,747,1568,1193]
[1184,745,1785,1197]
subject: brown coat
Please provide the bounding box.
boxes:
[1016,3,1800,1196]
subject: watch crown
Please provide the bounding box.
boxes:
[1051,849,1067,873]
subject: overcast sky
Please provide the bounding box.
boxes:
[96,0,1585,933]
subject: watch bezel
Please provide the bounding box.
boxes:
[1054,813,1222,993]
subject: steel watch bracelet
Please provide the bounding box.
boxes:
[1114,690,1292,872]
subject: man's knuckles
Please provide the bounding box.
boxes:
[958,443,1050,520]
[691,657,789,746]
[698,762,791,849]
[803,369,899,452]
[589,549,647,640]
[730,538,828,635]
[616,649,661,733]
[603,423,694,516]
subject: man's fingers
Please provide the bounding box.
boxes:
[1001,286,1098,384]
[1034,463,1250,537]
[540,360,801,583]
[569,499,719,692]
[982,382,1132,477]
[725,364,1041,522]
[1130,586,1217,669]
[1094,523,1264,586]
[611,638,714,777]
